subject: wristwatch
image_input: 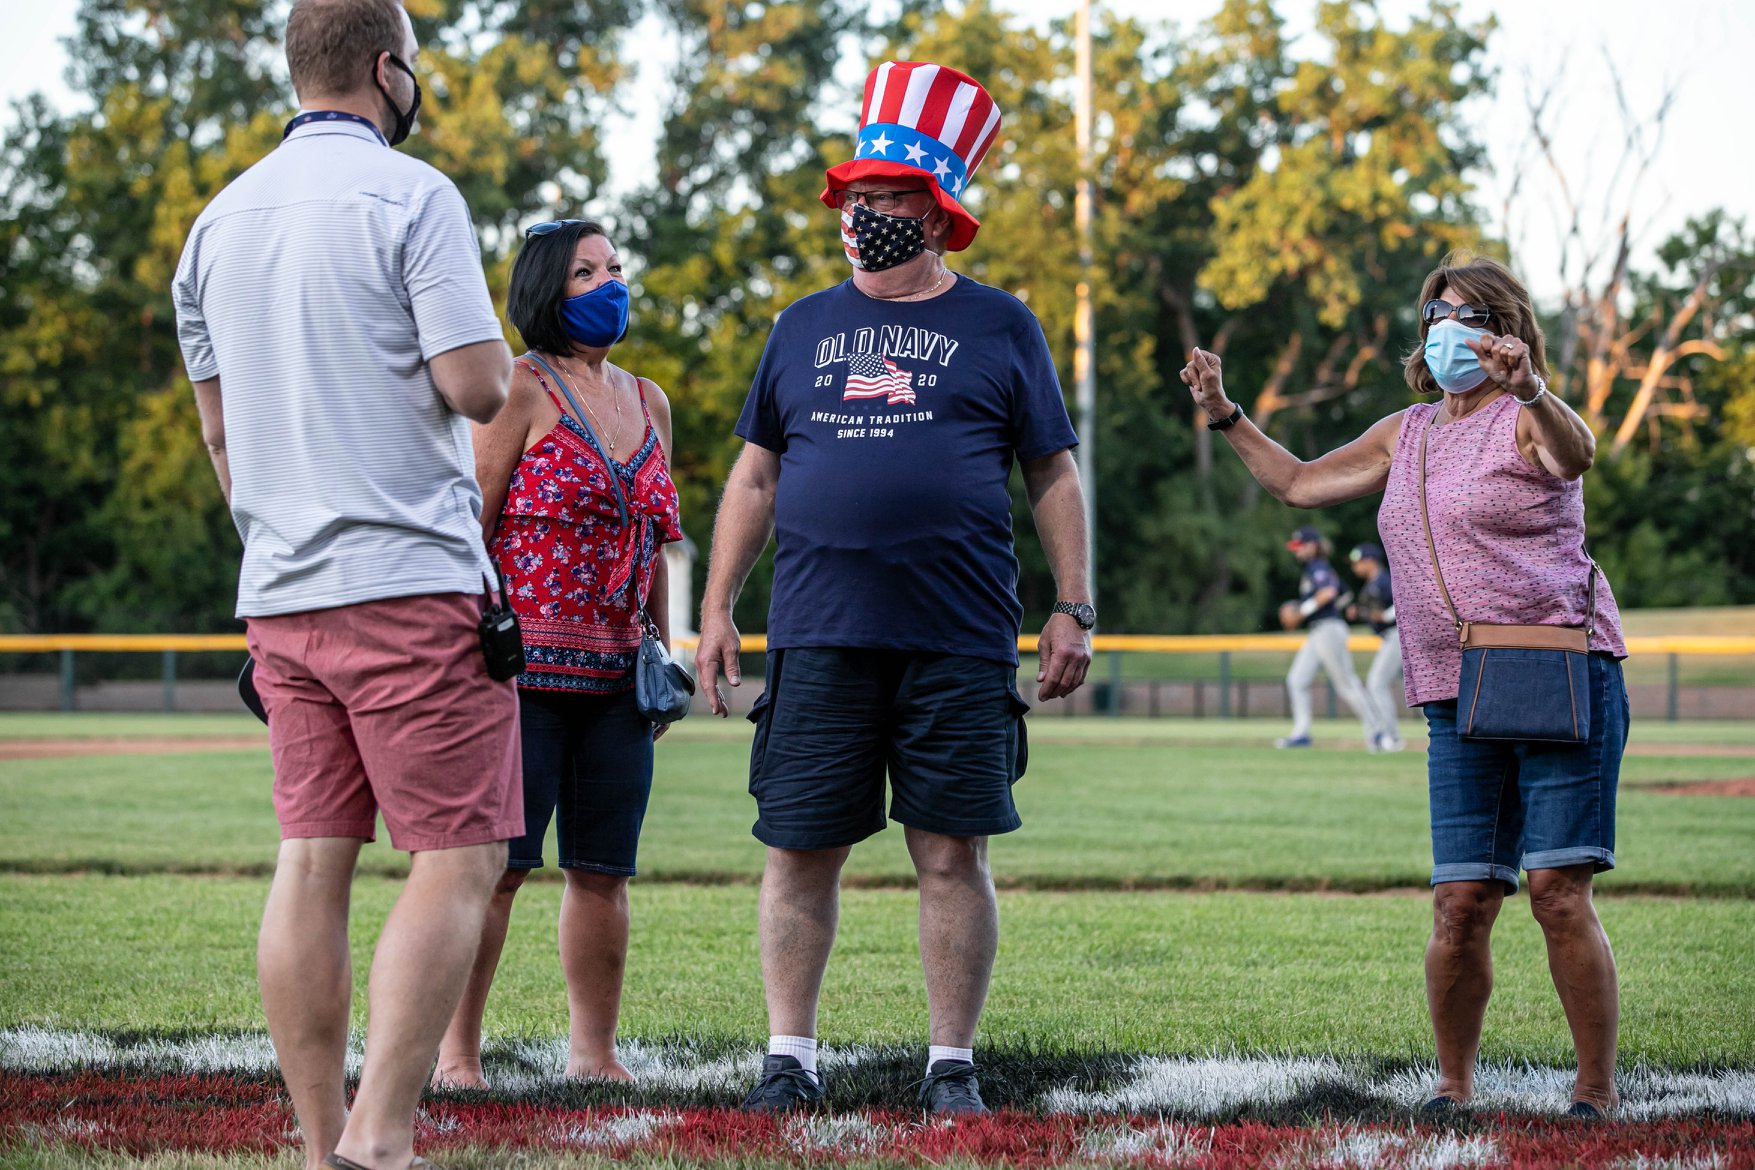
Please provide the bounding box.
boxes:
[1053,600,1097,631]
[1207,403,1244,431]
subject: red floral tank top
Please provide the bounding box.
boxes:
[489,359,683,693]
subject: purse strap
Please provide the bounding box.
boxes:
[521,351,668,623]
[1417,408,1601,644]
[1416,414,1465,641]
[520,351,630,527]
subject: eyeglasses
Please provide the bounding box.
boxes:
[524,219,588,238]
[1422,299,1492,328]
[836,189,929,214]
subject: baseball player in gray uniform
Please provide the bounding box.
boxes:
[1276,527,1382,749]
[1347,542,1404,752]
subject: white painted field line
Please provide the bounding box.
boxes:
[4,1027,1752,1118]
[1041,1055,1343,1114]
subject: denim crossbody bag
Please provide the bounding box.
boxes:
[522,353,695,725]
[1418,417,1596,744]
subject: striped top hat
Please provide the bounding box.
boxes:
[821,61,1003,253]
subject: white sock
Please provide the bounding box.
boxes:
[769,1034,818,1082]
[928,1044,974,1073]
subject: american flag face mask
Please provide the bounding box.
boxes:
[841,202,927,272]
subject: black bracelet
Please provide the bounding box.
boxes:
[1206,404,1243,431]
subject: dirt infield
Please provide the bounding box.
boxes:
[1655,777,1755,797]
[0,737,266,761]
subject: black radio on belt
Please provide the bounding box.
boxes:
[479,566,526,681]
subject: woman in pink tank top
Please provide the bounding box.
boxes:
[1179,254,1628,1119]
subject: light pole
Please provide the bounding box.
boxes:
[1073,0,1097,603]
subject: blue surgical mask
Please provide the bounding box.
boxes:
[1423,318,1490,394]
[559,279,629,348]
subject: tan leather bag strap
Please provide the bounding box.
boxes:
[1416,414,1465,641]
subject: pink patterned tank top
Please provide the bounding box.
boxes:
[1377,397,1625,707]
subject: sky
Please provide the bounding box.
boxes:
[3,0,1750,305]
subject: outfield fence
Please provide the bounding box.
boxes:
[4,632,1754,721]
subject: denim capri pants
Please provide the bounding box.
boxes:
[1423,652,1629,893]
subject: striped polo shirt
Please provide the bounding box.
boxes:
[172,115,505,618]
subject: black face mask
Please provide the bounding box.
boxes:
[374,52,422,147]
[841,202,928,272]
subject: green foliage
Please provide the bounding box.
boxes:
[1572,214,1755,607]
[2,0,1748,637]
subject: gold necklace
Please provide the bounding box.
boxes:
[870,262,949,301]
[553,355,624,452]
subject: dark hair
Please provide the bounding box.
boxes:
[1402,251,1548,396]
[285,0,407,99]
[506,220,611,356]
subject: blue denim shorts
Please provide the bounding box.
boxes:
[508,687,654,875]
[746,648,1031,850]
[1424,652,1629,893]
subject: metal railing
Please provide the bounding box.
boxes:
[4,633,1753,719]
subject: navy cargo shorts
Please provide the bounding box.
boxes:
[746,647,1031,850]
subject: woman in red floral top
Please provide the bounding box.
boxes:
[434,220,682,1088]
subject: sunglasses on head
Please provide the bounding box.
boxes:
[1422,299,1492,328]
[524,219,588,238]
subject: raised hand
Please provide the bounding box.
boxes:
[1467,331,1540,395]
[1179,347,1236,423]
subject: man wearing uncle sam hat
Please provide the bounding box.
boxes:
[696,60,1095,1115]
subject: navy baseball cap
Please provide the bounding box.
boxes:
[1286,526,1323,549]
[1348,542,1384,563]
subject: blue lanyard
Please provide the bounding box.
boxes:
[282,110,388,147]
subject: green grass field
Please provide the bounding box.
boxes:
[3,712,1754,1064]
[5,874,1754,1067]
[5,710,1755,1167]
[3,718,1754,893]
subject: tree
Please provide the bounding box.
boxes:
[1,0,638,633]
[611,0,893,628]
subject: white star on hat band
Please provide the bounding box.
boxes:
[853,122,970,193]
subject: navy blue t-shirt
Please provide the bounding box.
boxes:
[1299,558,1343,623]
[1358,568,1396,634]
[735,276,1078,665]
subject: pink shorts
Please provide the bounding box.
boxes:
[245,592,523,852]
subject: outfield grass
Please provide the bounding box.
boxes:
[3,724,1753,893]
[8,710,1755,745]
[4,874,1752,1068]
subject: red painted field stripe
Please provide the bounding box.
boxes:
[4,1072,1755,1166]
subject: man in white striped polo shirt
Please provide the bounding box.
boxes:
[171,2,519,1167]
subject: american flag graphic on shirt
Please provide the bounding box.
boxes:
[842,352,917,405]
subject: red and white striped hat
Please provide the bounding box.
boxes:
[820,61,1003,252]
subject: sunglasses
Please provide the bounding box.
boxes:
[524,219,588,238]
[1422,299,1492,328]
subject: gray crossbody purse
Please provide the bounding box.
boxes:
[522,353,695,725]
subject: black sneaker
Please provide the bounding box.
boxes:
[919,1058,989,1116]
[740,1054,824,1113]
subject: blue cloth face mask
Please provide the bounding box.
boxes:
[559,279,629,348]
[1423,318,1490,394]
